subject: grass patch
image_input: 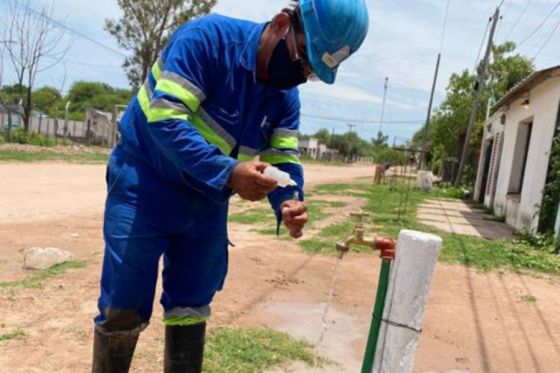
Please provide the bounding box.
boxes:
[0,150,108,163]
[229,208,274,224]
[0,261,87,289]
[306,183,560,274]
[521,294,537,302]
[0,329,26,342]
[204,327,317,372]
[235,200,348,237]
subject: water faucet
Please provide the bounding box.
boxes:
[336,212,395,259]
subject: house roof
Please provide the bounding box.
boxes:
[493,64,560,110]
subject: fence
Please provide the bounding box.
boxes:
[0,110,118,147]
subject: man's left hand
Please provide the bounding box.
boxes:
[281,200,308,239]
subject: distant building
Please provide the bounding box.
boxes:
[299,137,320,158]
[474,65,560,233]
[85,108,121,146]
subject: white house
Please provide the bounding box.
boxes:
[299,137,320,159]
[474,65,560,233]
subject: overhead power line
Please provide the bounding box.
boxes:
[517,1,560,48]
[534,18,560,60]
[474,18,491,70]
[503,0,532,41]
[11,0,127,58]
[300,113,423,125]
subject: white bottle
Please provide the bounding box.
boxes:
[263,166,297,188]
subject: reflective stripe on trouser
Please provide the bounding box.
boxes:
[95,147,229,329]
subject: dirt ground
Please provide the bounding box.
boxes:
[0,162,559,373]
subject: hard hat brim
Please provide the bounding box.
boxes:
[303,31,336,85]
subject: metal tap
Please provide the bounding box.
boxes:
[336,212,396,259]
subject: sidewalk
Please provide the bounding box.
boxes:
[417,199,514,240]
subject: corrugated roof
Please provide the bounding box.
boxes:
[492,64,560,110]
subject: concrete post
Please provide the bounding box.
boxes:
[372,230,442,373]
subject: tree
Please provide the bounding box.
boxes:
[312,128,331,145]
[106,0,216,89]
[32,86,62,116]
[371,131,389,147]
[65,81,132,120]
[1,0,69,131]
[414,41,534,176]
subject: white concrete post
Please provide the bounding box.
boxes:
[372,230,442,373]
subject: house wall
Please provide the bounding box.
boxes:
[493,76,560,232]
[474,114,504,203]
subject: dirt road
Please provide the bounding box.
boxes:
[0,162,373,223]
[1,162,559,372]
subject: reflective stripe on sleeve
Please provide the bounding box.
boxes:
[237,146,259,162]
[259,149,301,165]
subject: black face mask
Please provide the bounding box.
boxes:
[266,39,307,90]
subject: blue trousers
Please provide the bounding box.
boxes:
[94,146,229,332]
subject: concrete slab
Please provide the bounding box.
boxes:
[417,199,514,240]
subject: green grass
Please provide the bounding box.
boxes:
[228,208,274,224]
[0,150,108,163]
[203,327,317,372]
[303,183,560,274]
[521,294,537,303]
[231,200,348,237]
[0,329,26,342]
[0,261,87,289]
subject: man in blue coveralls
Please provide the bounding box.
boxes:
[92,0,369,371]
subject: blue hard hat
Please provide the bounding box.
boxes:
[288,0,369,84]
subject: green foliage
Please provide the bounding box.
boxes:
[0,84,27,105]
[0,329,26,342]
[416,42,534,169]
[0,261,86,289]
[371,131,389,147]
[65,81,132,119]
[311,128,330,145]
[204,327,317,372]
[106,0,216,88]
[8,128,55,147]
[539,119,560,236]
[32,86,62,116]
[304,128,405,163]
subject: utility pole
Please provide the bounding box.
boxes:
[421,53,441,170]
[346,124,357,163]
[454,7,500,188]
[379,77,388,134]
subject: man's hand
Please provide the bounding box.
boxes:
[227,161,278,201]
[281,200,308,239]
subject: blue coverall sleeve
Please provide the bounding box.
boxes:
[260,92,305,232]
[141,28,237,191]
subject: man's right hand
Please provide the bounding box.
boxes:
[227,161,278,201]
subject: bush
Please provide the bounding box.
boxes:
[9,128,55,147]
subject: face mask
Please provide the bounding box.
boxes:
[266,39,307,90]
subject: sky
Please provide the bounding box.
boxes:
[1,0,559,144]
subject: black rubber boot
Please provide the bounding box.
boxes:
[92,328,139,373]
[164,322,206,373]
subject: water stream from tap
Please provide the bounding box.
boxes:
[313,253,343,366]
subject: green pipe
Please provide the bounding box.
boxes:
[361,258,392,373]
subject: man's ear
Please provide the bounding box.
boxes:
[270,12,291,38]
